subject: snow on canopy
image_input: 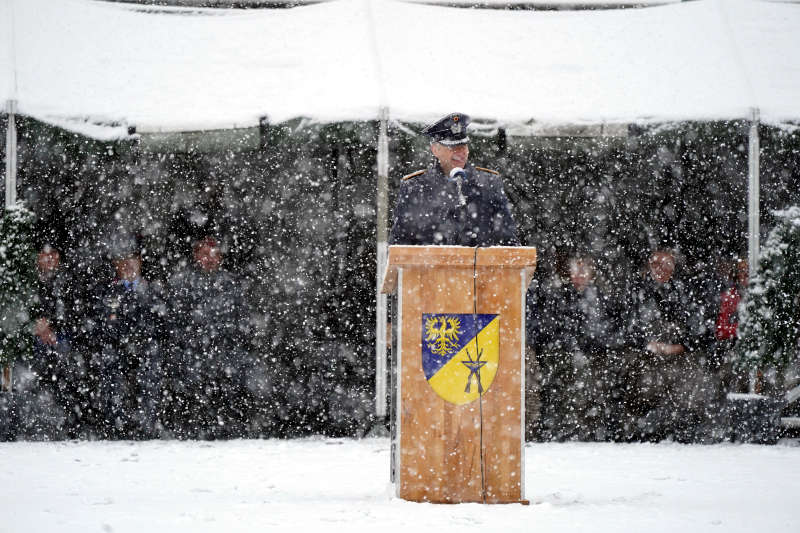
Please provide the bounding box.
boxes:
[405,0,681,6]
[1,0,798,140]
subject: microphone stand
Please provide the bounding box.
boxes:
[449,167,467,207]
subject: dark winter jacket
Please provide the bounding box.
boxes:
[626,276,701,351]
[93,277,165,364]
[530,277,621,356]
[168,268,250,377]
[32,271,74,337]
[389,163,519,247]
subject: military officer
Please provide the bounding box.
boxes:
[167,236,251,438]
[389,113,519,246]
[92,235,165,439]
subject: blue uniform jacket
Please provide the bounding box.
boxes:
[389,163,520,247]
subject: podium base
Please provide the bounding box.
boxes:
[399,496,530,505]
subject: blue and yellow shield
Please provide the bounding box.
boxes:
[421,313,500,405]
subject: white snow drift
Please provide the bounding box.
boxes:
[0,438,799,532]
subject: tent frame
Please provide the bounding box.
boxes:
[2,100,17,392]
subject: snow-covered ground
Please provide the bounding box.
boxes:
[1,438,798,533]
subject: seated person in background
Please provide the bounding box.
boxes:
[167,236,251,438]
[15,244,83,439]
[32,245,71,354]
[91,234,165,439]
[714,257,749,392]
[531,252,620,441]
[620,247,722,442]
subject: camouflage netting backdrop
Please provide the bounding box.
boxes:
[2,116,799,440]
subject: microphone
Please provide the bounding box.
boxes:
[449,167,466,181]
[449,167,467,206]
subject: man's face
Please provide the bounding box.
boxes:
[648,251,676,284]
[431,142,469,175]
[37,249,60,277]
[114,256,141,282]
[194,243,221,273]
[569,258,594,291]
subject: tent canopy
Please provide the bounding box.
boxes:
[1,0,798,139]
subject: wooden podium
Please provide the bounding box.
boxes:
[380,245,537,504]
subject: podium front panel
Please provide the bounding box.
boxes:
[395,264,526,503]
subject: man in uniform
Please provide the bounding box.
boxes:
[389,113,519,247]
[387,112,536,436]
[619,247,721,442]
[92,235,165,439]
[29,244,87,438]
[167,236,251,438]
[532,253,622,441]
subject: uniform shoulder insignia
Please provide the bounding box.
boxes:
[475,166,499,175]
[402,170,426,181]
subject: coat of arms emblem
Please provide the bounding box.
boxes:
[421,313,500,405]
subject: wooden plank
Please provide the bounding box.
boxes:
[380,262,398,295]
[476,265,523,503]
[476,247,537,269]
[399,265,480,502]
[397,260,526,503]
[380,246,536,294]
[389,245,535,503]
[381,246,473,294]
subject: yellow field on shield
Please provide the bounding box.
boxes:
[427,316,500,405]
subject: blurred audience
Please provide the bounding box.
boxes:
[618,248,724,442]
[530,252,622,441]
[13,244,80,439]
[167,236,252,438]
[7,233,761,444]
[713,257,751,393]
[89,235,166,439]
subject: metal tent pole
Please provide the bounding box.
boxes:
[747,107,760,394]
[3,0,18,393]
[375,107,389,418]
[747,108,760,277]
[3,100,18,392]
[5,100,17,207]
